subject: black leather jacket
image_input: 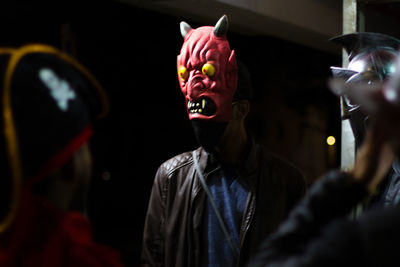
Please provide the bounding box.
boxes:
[141,139,306,267]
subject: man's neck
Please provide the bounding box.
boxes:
[216,125,248,164]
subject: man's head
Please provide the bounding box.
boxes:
[0,44,108,232]
[177,15,239,152]
[330,32,400,147]
[177,15,238,123]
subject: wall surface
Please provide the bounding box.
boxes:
[118,0,343,54]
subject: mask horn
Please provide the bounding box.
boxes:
[180,21,192,39]
[214,15,228,37]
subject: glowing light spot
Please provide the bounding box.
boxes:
[384,88,397,102]
[388,64,396,74]
[327,136,336,146]
[348,60,366,73]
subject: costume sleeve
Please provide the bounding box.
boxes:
[141,166,167,267]
[247,170,368,267]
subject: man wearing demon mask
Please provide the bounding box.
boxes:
[141,15,306,267]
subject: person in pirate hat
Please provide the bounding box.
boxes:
[245,33,400,266]
[0,44,123,266]
[141,15,306,267]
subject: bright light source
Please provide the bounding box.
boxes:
[327,136,336,146]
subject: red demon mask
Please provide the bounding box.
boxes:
[177,15,238,122]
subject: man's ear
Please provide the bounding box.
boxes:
[233,100,250,120]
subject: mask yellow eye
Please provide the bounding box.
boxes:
[202,63,215,77]
[178,66,188,81]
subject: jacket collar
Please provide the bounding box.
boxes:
[197,135,259,186]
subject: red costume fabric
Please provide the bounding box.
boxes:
[0,189,123,267]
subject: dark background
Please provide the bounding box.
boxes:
[0,1,342,266]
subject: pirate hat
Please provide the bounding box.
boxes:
[0,44,108,232]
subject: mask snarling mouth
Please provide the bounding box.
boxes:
[187,97,216,116]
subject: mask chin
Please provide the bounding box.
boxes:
[191,119,227,153]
